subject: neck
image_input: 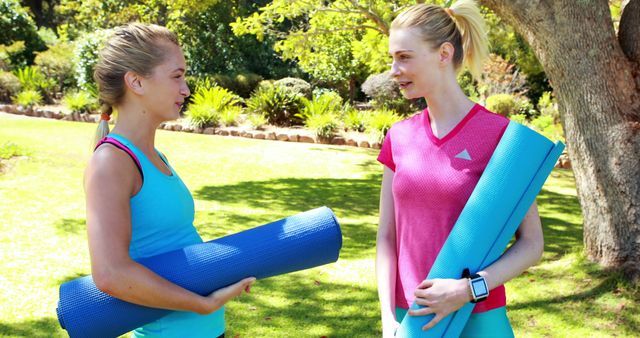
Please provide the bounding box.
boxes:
[110,101,160,154]
[423,77,475,138]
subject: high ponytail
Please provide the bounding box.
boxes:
[448,0,489,80]
[391,0,489,80]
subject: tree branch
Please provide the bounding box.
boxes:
[619,0,640,64]
[349,0,389,35]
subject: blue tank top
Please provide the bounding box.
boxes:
[106,133,224,338]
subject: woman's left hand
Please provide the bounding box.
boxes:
[408,278,471,331]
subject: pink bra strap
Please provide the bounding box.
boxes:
[95,136,144,182]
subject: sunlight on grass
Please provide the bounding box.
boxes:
[0,114,637,337]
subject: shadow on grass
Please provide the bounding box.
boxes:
[227,272,380,337]
[56,271,88,286]
[193,176,381,260]
[510,263,640,333]
[54,218,86,236]
[537,188,583,259]
[0,317,65,338]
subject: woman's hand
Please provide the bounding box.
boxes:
[198,277,256,314]
[408,278,471,331]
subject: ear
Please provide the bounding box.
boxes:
[124,71,144,95]
[438,42,455,65]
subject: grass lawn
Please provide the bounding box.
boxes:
[0,112,637,337]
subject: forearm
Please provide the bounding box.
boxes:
[478,203,544,290]
[94,260,209,314]
[376,236,398,322]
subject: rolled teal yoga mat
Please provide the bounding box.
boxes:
[397,122,565,337]
[57,207,342,338]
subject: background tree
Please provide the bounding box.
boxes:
[479,0,640,281]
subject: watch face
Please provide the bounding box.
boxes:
[471,278,489,297]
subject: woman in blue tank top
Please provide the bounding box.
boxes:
[84,23,255,338]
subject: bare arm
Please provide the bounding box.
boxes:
[376,167,399,337]
[410,202,544,330]
[85,146,254,315]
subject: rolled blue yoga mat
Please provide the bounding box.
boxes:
[397,122,565,337]
[57,206,342,338]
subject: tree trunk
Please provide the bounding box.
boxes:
[480,0,640,281]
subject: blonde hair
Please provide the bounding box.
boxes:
[391,0,489,80]
[92,23,180,147]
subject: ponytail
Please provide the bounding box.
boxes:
[391,0,489,80]
[93,103,112,149]
[448,0,489,80]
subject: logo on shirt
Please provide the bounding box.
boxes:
[455,149,472,161]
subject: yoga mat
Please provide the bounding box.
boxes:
[57,206,342,338]
[397,122,565,337]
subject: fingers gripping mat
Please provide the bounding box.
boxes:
[57,207,343,338]
[397,122,565,337]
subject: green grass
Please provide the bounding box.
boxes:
[0,113,637,337]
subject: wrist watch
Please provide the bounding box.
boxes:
[462,268,489,303]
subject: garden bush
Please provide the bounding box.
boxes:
[0,71,21,102]
[343,109,368,132]
[220,106,243,127]
[35,42,77,96]
[187,85,242,128]
[62,90,97,114]
[367,109,402,142]
[13,90,42,108]
[247,113,267,130]
[246,83,304,126]
[306,113,339,140]
[14,66,55,103]
[274,77,312,98]
[485,93,518,117]
[74,29,111,89]
[0,0,46,67]
[361,71,416,116]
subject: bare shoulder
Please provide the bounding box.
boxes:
[85,144,141,196]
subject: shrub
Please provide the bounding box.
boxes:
[187,85,242,128]
[74,29,111,89]
[367,109,402,142]
[191,86,242,112]
[538,91,560,122]
[509,113,528,124]
[343,109,368,132]
[35,42,77,95]
[530,115,565,142]
[247,113,267,130]
[246,83,304,126]
[0,0,46,67]
[13,90,42,107]
[274,77,312,98]
[14,66,55,102]
[361,71,416,116]
[187,104,220,129]
[220,106,243,127]
[0,71,21,102]
[298,92,343,121]
[485,93,518,117]
[233,73,263,98]
[306,113,339,139]
[63,90,97,114]
[0,141,25,159]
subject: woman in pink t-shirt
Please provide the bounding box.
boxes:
[376,1,544,337]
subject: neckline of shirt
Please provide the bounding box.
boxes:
[423,103,481,146]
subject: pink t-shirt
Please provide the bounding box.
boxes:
[377,103,509,313]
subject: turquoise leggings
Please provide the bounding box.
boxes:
[395,306,514,338]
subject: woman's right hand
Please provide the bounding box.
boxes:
[198,277,256,314]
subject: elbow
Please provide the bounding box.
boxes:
[531,237,544,264]
[93,269,116,295]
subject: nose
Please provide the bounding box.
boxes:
[389,61,401,78]
[180,80,190,97]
